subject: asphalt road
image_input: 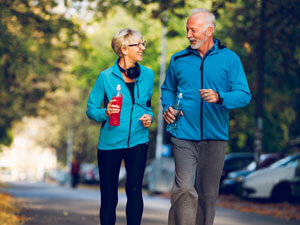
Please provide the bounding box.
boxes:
[1,181,299,225]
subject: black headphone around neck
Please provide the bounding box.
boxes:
[117,59,140,79]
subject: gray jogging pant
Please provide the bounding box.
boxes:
[168,137,226,225]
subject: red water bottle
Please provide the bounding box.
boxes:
[109,84,123,126]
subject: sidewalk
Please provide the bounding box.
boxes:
[2,181,300,225]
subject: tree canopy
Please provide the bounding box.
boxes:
[0,0,82,145]
[1,0,299,162]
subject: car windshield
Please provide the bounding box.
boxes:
[270,156,293,168]
[245,161,256,170]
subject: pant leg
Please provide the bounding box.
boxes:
[194,141,226,225]
[168,137,198,225]
[98,149,123,225]
[123,143,148,225]
[71,173,79,188]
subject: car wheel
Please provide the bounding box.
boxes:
[271,182,291,202]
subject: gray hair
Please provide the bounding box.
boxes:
[111,28,143,57]
[190,8,216,31]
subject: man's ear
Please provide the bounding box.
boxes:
[206,27,214,37]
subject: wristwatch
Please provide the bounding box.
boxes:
[216,92,224,105]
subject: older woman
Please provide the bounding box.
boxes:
[86,28,154,225]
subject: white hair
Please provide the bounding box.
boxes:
[190,8,216,31]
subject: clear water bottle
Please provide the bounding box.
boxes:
[167,93,183,131]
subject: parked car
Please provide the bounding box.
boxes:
[55,169,71,185]
[291,161,300,199]
[220,152,254,189]
[84,166,100,184]
[144,157,175,193]
[143,152,255,193]
[241,153,300,201]
[80,163,99,184]
[221,153,284,194]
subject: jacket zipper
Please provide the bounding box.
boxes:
[199,48,214,141]
[127,106,134,148]
[200,60,204,141]
[127,80,138,148]
[113,71,139,148]
[136,80,139,98]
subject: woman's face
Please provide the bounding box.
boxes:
[123,37,146,64]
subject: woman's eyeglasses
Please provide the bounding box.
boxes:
[128,41,146,48]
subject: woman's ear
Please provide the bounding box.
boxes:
[121,47,128,56]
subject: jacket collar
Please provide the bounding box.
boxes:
[111,58,142,82]
[186,39,225,56]
[112,59,124,79]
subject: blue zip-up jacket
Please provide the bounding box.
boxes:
[86,60,154,150]
[161,39,251,141]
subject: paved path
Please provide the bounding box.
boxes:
[1,181,299,225]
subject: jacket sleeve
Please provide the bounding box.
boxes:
[86,73,109,122]
[218,54,251,110]
[161,57,177,112]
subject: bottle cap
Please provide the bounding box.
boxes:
[178,93,183,99]
[116,84,121,91]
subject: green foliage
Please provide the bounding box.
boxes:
[32,0,300,162]
[213,0,300,153]
[2,0,299,162]
[0,0,82,145]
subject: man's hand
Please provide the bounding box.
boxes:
[163,106,184,124]
[199,89,219,103]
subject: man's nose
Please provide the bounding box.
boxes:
[186,30,192,39]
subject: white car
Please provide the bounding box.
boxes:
[242,153,300,201]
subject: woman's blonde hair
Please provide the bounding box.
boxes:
[111,28,143,56]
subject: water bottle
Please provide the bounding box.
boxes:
[109,84,123,126]
[167,93,183,131]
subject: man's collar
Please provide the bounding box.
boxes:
[186,39,225,55]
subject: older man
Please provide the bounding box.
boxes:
[161,8,251,225]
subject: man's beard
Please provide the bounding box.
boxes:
[189,35,207,49]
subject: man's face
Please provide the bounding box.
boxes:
[186,14,208,49]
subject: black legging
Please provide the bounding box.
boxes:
[97,143,148,225]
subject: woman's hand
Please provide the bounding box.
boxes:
[139,114,152,127]
[105,99,120,117]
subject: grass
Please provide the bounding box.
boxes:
[0,190,25,225]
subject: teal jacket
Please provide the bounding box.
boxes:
[161,39,251,141]
[86,60,154,150]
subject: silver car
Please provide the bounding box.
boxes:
[242,153,300,201]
